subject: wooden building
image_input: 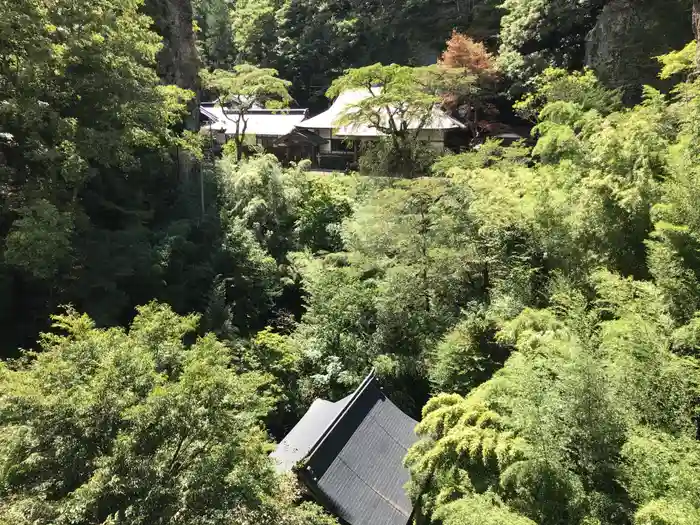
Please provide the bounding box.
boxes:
[271,371,419,525]
[199,103,327,164]
[296,88,466,170]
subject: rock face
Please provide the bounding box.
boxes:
[586,0,692,102]
[143,0,201,130]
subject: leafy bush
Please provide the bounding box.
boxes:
[358,138,438,178]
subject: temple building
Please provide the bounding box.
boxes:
[271,371,419,525]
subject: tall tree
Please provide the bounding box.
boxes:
[439,31,499,137]
[0,0,197,354]
[0,302,336,524]
[193,0,237,69]
[231,0,282,66]
[327,63,474,176]
[201,65,291,160]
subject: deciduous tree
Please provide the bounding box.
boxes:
[327,63,473,176]
[439,31,499,137]
[201,65,292,160]
[0,302,336,525]
[0,0,197,354]
[407,274,700,525]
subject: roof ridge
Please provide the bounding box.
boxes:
[243,108,308,113]
[301,369,378,466]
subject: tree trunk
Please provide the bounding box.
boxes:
[694,0,700,72]
[235,138,243,161]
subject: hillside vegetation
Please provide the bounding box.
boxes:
[0,0,699,524]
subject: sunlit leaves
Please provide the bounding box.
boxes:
[657,41,698,80]
[0,303,336,525]
[201,65,291,159]
[327,64,474,140]
[4,199,74,280]
[409,272,700,525]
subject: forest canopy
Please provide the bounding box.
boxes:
[1,0,700,524]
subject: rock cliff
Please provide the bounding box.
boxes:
[586,0,692,102]
[143,0,201,130]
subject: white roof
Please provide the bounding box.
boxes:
[297,87,465,137]
[200,104,308,137]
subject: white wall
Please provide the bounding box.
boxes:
[316,129,332,153]
[314,128,447,154]
[416,129,446,151]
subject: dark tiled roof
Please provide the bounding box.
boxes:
[286,372,418,525]
[275,128,328,147]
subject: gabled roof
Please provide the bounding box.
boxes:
[272,371,418,525]
[274,128,328,147]
[297,87,465,137]
[271,394,352,472]
[200,103,309,137]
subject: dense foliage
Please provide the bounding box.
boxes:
[0,0,198,353]
[204,0,503,107]
[0,303,336,524]
[192,0,693,106]
[3,0,700,524]
[198,53,700,525]
[400,59,700,524]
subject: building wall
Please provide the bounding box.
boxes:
[316,129,332,153]
[416,129,447,151]
[314,128,447,153]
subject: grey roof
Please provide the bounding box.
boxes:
[271,395,352,472]
[274,372,418,525]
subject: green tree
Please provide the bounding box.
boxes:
[407,273,700,525]
[429,308,511,395]
[231,0,282,65]
[291,251,379,403]
[0,0,198,354]
[513,67,622,122]
[193,0,237,69]
[497,0,607,94]
[232,0,499,106]
[657,41,697,81]
[0,302,336,525]
[288,172,354,254]
[216,154,297,259]
[201,65,291,160]
[327,63,474,176]
[292,178,490,413]
[4,200,75,280]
